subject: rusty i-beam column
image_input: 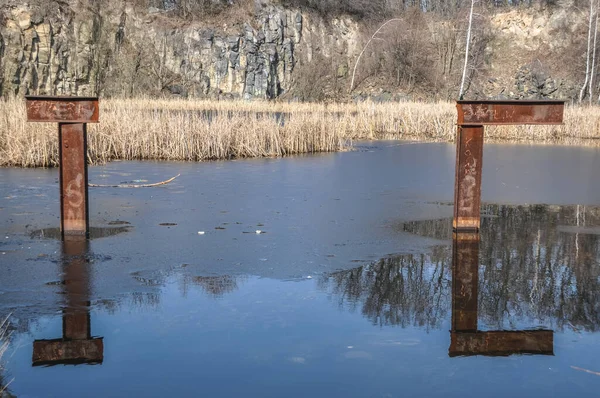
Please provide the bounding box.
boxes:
[26,96,99,239]
[453,126,484,231]
[453,100,565,232]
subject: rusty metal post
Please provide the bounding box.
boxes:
[454,100,565,232]
[26,96,99,239]
[453,126,484,232]
[59,123,89,238]
[32,237,104,366]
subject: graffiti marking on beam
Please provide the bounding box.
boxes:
[458,140,478,214]
[65,173,84,221]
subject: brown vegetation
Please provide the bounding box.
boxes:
[1,97,599,167]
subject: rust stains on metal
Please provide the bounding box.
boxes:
[453,126,484,232]
[26,96,99,123]
[457,100,564,126]
[25,96,98,239]
[453,100,565,232]
[59,123,89,238]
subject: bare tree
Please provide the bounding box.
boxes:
[458,0,475,99]
[590,0,599,103]
[379,10,435,91]
[580,0,596,102]
[349,18,402,93]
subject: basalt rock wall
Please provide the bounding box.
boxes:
[0,1,359,99]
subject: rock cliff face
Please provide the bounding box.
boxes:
[477,5,585,100]
[0,1,589,100]
[0,1,359,99]
[1,3,104,96]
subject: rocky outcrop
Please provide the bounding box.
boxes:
[0,1,591,100]
[481,63,578,100]
[479,3,585,100]
[0,1,359,99]
[0,3,101,96]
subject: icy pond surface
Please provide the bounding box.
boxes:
[2,141,600,397]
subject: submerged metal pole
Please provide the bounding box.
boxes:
[32,237,104,366]
[451,232,479,333]
[449,233,553,357]
[26,96,99,239]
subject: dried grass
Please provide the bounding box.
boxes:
[1,97,599,167]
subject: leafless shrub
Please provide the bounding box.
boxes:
[378,10,436,92]
[286,54,346,101]
[276,0,386,19]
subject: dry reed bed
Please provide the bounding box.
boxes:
[0,98,599,167]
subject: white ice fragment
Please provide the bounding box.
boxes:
[307,275,313,279]
[197,231,205,235]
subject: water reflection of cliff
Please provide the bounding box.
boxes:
[95,274,245,316]
[179,275,244,298]
[321,204,600,332]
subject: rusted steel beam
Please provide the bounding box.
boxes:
[26,96,99,123]
[25,96,99,239]
[32,238,104,366]
[453,126,484,232]
[453,100,564,231]
[59,123,89,238]
[457,100,564,126]
[449,330,554,357]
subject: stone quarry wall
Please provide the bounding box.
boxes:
[0,1,589,100]
[0,1,359,99]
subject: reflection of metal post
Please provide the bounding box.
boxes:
[32,237,103,366]
[449,232,554,357]
[453,100,565,232]
[25,96,99,239]
[451,233,479,332]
